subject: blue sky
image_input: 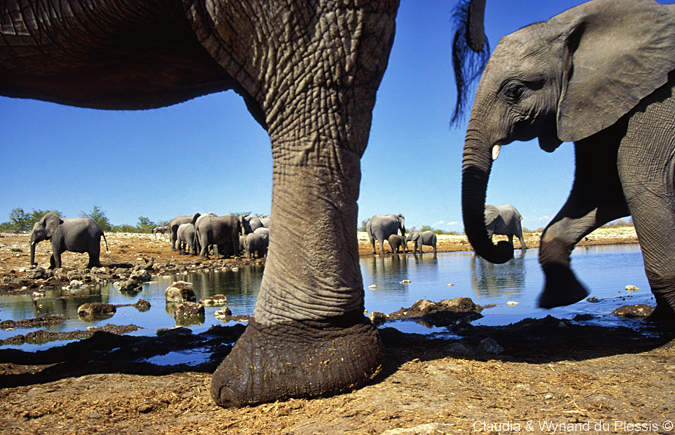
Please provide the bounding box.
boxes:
[1,1,596,233]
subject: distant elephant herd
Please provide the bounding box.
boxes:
[169,213,271,260]
[366,205,526,256]
[29,206,528,269]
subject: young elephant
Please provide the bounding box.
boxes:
[176,223,198,255]
[407,231,437,254]
[30,212,108,269]
[244,233,268,259]
[387,234,407,253]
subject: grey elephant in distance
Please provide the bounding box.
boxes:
[177,223,199,255]
[244,232,268,259]
[366,214,406,255]
[152,226,169,238]
[194,213,241,260]
[484,205,526,251]
[407,231,437,254]
[459,0,675,321]
[240,215,263,235]
[387,234,407,253]
[169,214,200,251]
[30,212,108,269]
[1,0,400,407]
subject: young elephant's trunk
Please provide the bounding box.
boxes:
[461,131,513,264]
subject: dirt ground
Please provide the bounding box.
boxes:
[3,228,675,435]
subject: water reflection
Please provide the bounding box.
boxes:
[469,254,526,299]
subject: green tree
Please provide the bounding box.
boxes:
[8,208,30,233]
[358,219,370,232]
[136,216,155,233]
[81,205,111,232]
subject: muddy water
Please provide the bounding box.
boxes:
[0,245,652,349]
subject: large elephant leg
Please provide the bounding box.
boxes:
[617,92,675,321]
[539,137,629,308]
[211,148,384,407]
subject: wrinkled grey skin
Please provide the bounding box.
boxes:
[484,204,526,251]
[244,232,268,259]
[170,214,200,251]
[0,0,398,407]
[177,223,199,255]
[460,0,675,321]
[240,215,263,235]
[407,231,437,254]
[387,234,407,253]
[30,212,108,269]
[254,227,270,237]
[366,214,406,255]
[194,213,241,259]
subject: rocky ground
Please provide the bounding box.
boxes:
[2,228,674,435]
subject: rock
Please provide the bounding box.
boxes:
[612,304,654,319]
[383,297,482,327]
[479,337,504,355]
[215,306,232,319]
[625,285,640,292]
[369,311,388,325]
[77,302,116,318]
[133,299,151,311]
[26,267,48,280]
[199,294,228,306]
[506,301,519,305]
[165,281,196,302]
[129,269,151,282]
[119,280,142,293]
[69,279,84,289]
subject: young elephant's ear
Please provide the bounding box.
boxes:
[554,0,675,143]
[484,205,499,226]
[43,212,63,238]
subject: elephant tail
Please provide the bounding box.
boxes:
[102,233,109,252]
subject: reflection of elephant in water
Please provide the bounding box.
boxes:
[367,214,406,255]
[387,234,406,253]
[484,205,526,251]
[170,214,199,251]
[244,233,268,259]
[177,223,199,255]
[30,212,108,269]
[470,255,526,298]
[459,0,675,320]
[407,231,437,254]
[1,0,398,407]
[194,213,241,260]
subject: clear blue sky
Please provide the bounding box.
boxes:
[1,1,597,233]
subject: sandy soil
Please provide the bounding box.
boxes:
[3,228,675,435]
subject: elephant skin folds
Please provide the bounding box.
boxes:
[211,313,384,408]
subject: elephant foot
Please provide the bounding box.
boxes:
[644,274,675,324]
[538,263,588,309]
[211,312,384,408]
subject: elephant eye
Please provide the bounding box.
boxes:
[502,81,525,101]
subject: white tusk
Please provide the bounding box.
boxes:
[492,145,501,161]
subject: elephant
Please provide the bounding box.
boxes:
[244,232,269,259]
[169,214,200,251]
[152,226,169,238]
[459,0,675,321]
[387,234,407,253]
[484,205,526,251]
[407,231,437,254]
[30,212,108,269]
[254,227,270,237]
[240,215,263,235]
[260,217,271,229]
[177,223,199,255]
[193,213,242,260]
[0,0,398,407]
[366,214,407,255]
